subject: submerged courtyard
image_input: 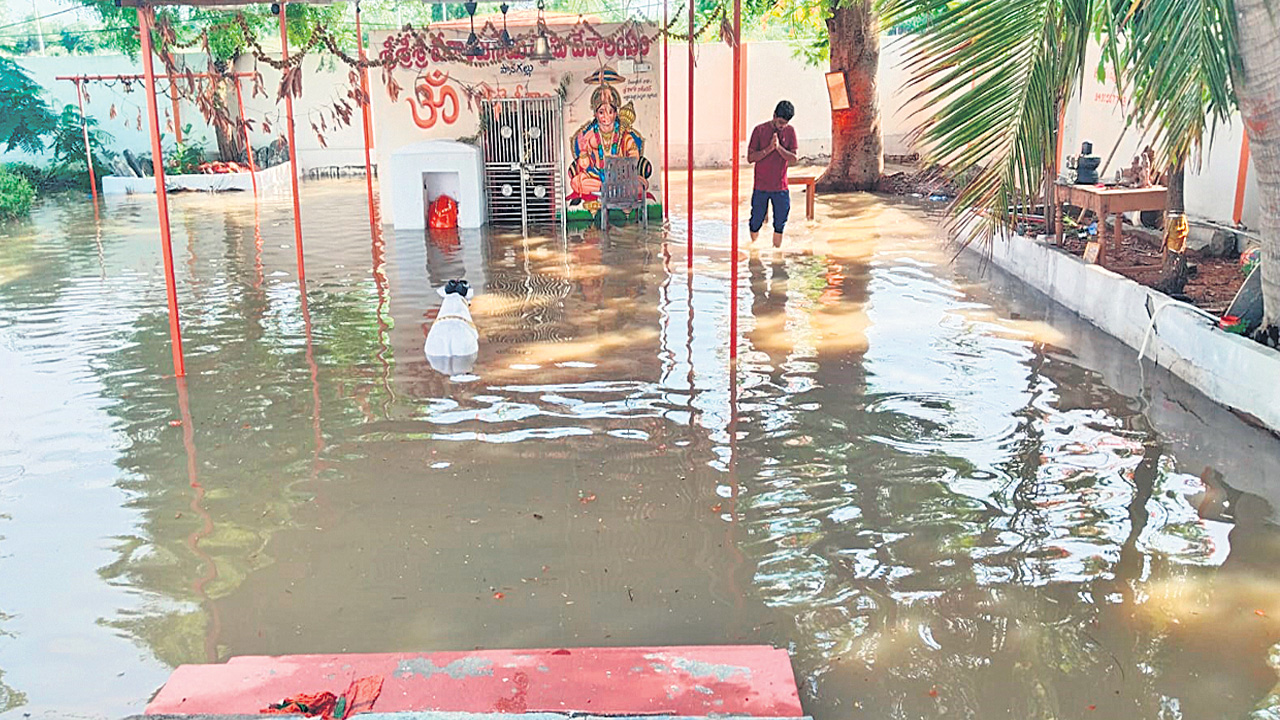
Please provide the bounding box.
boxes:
[1,174,1278,718]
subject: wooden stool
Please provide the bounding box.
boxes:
[788,175,817,220]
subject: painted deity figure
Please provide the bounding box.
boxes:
[568,71,651,207]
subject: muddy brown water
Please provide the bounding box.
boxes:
[2,177,1280,720]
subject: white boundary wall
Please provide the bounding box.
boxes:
[2,52,366,174]
[1060,42,1261,231]
[4,36,1259,229]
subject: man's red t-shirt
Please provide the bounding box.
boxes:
[748,121,798,192]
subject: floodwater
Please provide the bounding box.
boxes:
[2,175,1280,720]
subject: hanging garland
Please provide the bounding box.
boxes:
[232,13,319,72]
[376,3,729,75]
[133,3,732,160]
[662,3,730,43]
[378,18,660,73]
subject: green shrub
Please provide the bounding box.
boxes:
[2,160,95,194]
[0,168,35,220]
[2,161,43,188]
[1,57,56,154]
[41,162,91,193]
[166,127,207,174]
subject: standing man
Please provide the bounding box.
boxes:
[746,100,798,247]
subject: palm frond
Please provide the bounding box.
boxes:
[1119,0,1238,167]
[878,0,1100,245]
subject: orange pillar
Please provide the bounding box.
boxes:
[662,0,669,221]
[74,79,98,205]
[729,0,741,362]
[279,2,306,284]
[739,43,748,138]
[686,5,694,271]
[139,5,186,377]
[233,77,258,198]
[356,0,378,235]
[1234,132,1251,225]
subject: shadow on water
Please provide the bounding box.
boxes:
[1,178,1280,719]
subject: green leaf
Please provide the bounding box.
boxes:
[0,57,56,153]
[875,0,1237,246]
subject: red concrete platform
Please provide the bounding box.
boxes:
[145,646,804,717]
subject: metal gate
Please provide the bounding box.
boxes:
[480,97,568,234]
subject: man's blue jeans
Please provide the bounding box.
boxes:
[749,189,791,234]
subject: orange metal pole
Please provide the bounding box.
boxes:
[739,43,748,138]
[662,0,669,221]
[729,0,740,362]
[356,1,389,402]
[280,3,306,284]
[139,5,186,377]
[686,3,694,271]
[1233,132,1251,225]
[233,77,258,198]
[174,375,221,662]
[74,79,98,204]
[356,0,378,235]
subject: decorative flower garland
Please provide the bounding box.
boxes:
[377,4,728,74]
[377,19,651,73]
[133,3,731,162]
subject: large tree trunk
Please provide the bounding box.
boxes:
[1154,160,1189,296]
[815,0,883,192]
[213,77,243,163]
[1234,0,1280,327]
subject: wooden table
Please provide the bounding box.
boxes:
[1055,183,1166,263]
[789,175,817,220]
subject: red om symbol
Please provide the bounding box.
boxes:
[408,70,460,129]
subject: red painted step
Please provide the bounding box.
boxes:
[145,645,804,717]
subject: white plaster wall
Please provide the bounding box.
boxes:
[878,34,925,157]
[232,53,371,172]
[3,53,207,167]
[7,36,1260,230]
[2,51,365,173]
[659,36,919,166]
[1060,42,1260,230]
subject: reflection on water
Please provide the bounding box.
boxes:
[2,180,1280,719]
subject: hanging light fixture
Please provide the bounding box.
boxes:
[463,1,484,57]
[499,2,513,48]
[528,0,554,62]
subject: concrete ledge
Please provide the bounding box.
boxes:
[102,163,294,195]
[966,229,1280,434]
[130,715,813,720]
[145,647,802,718]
